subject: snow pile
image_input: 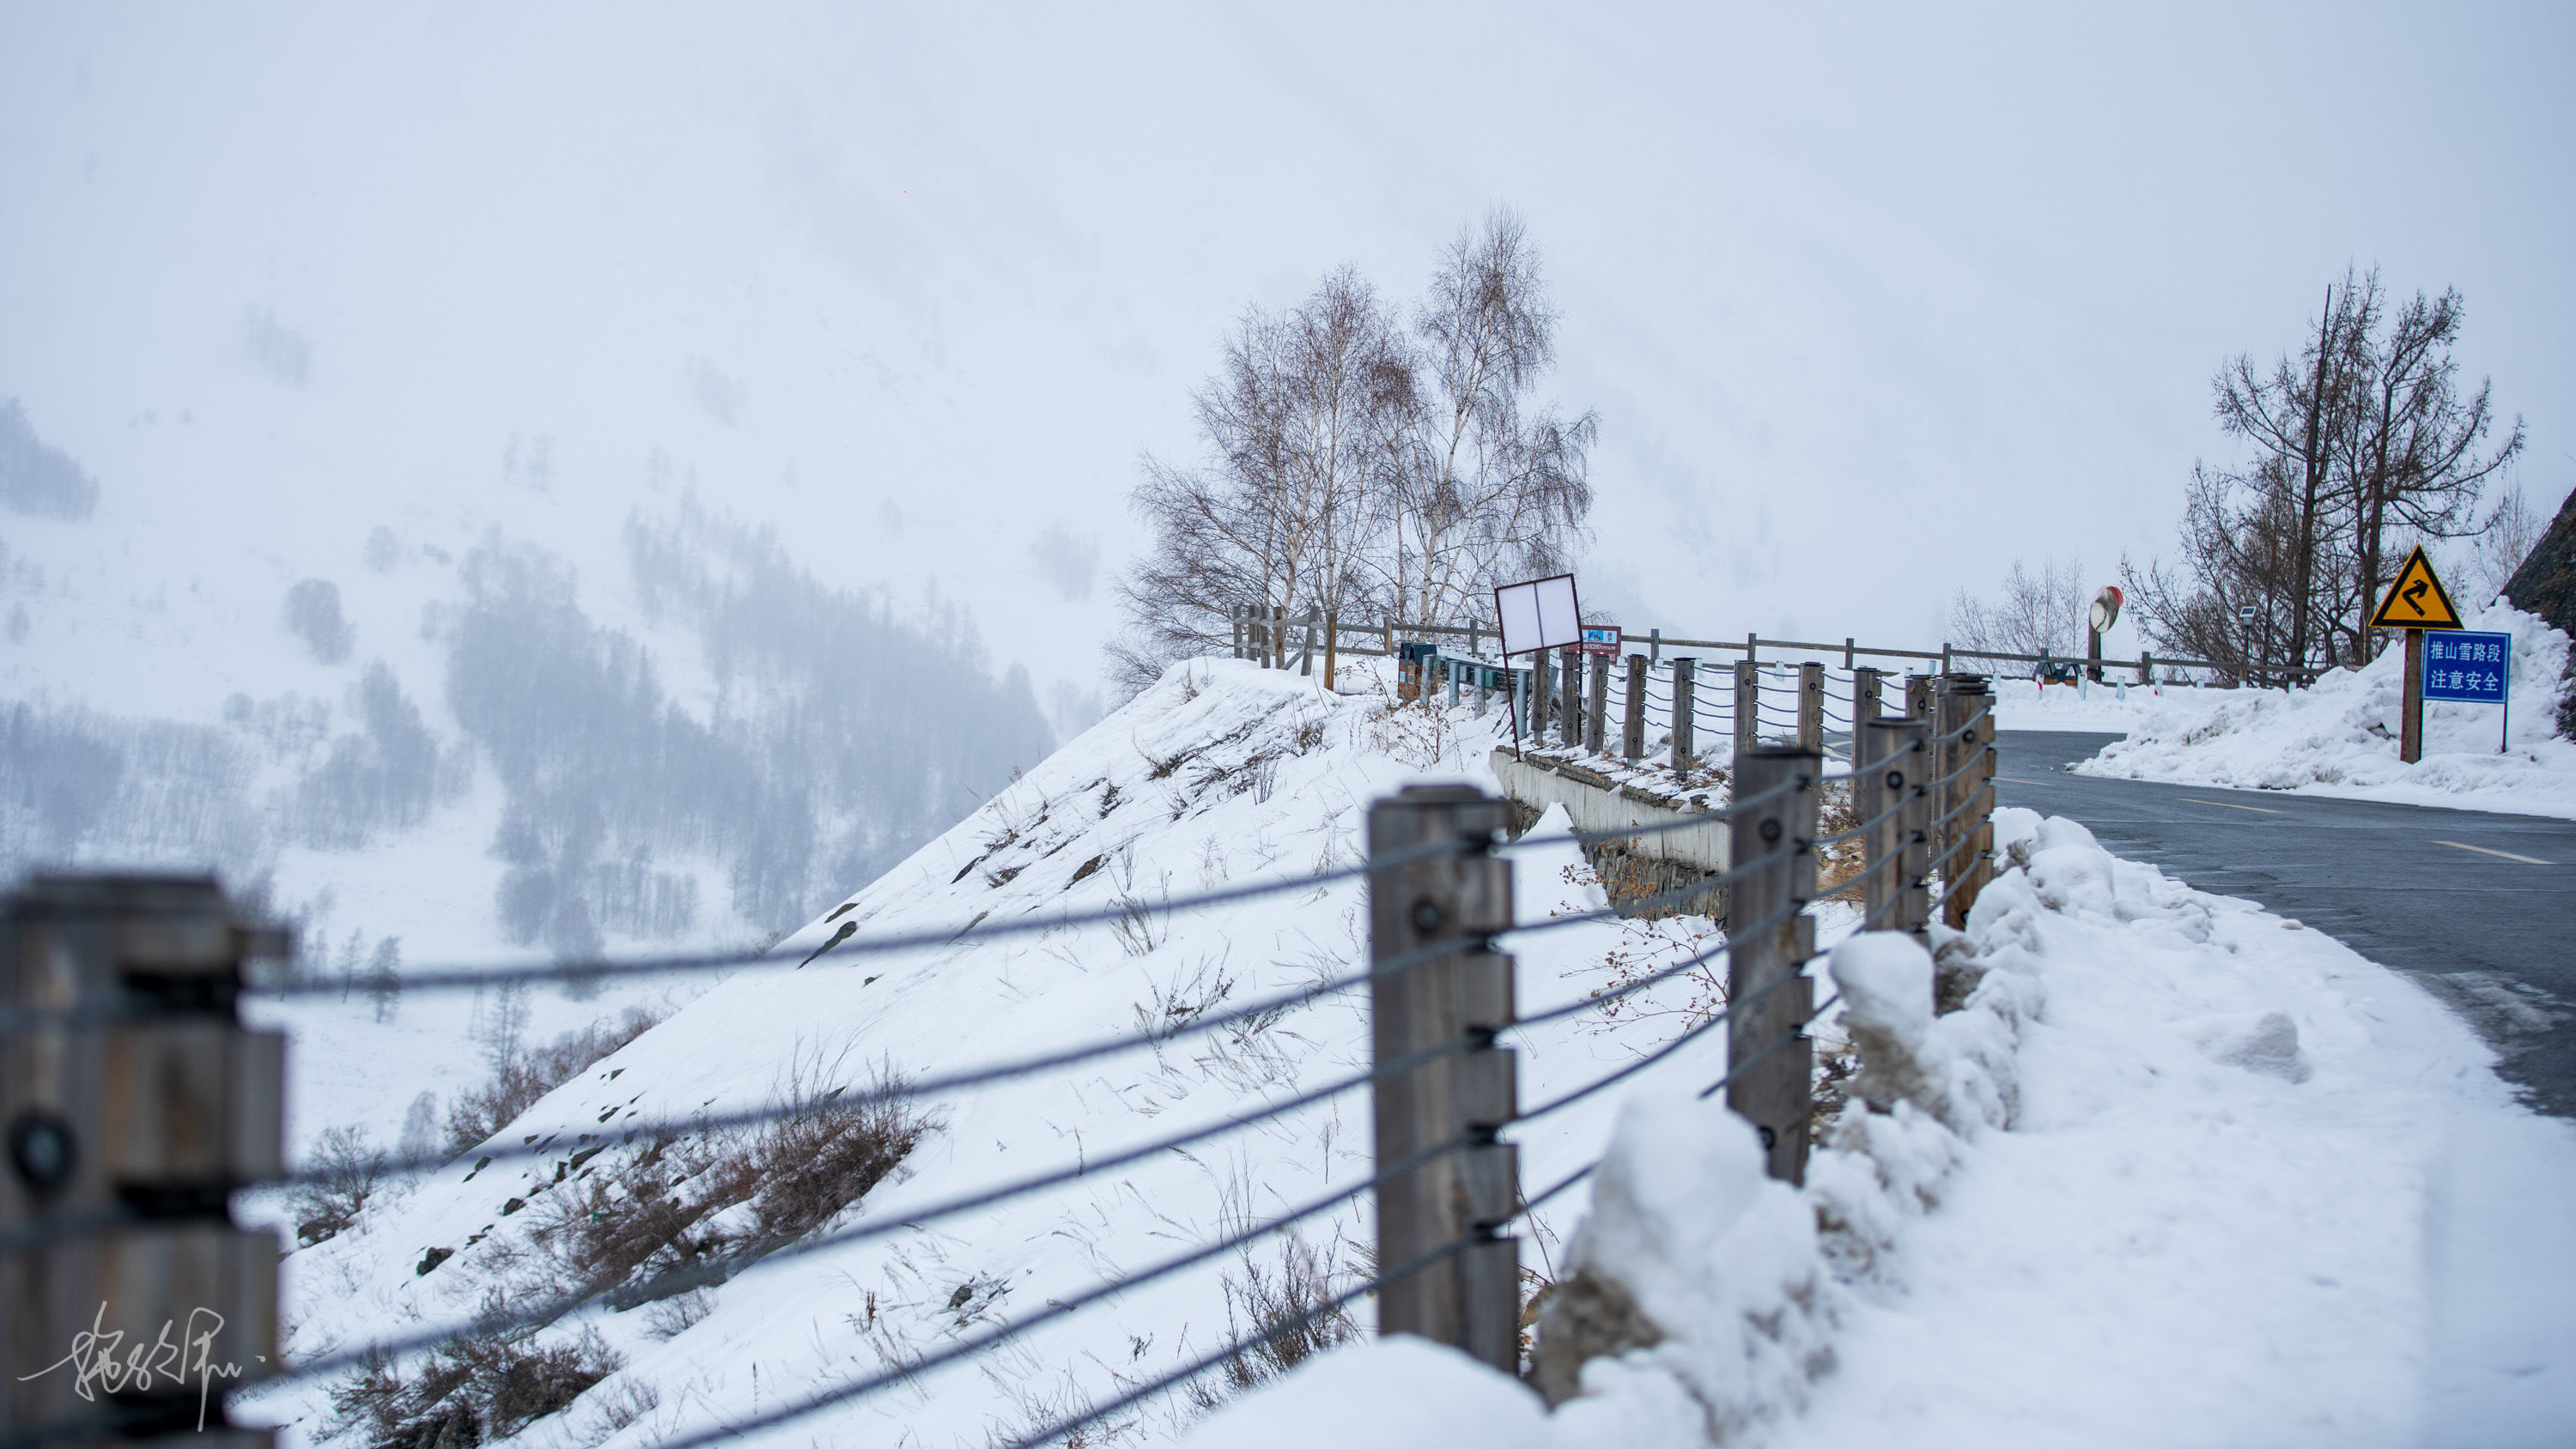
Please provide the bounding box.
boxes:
[1183,808,2576,1447]
[2073,603,2576,817]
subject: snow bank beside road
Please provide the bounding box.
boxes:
[2074,604,2576,819]
[1183,808,2576,1448]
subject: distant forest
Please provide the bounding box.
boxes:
[0,499,1053,957]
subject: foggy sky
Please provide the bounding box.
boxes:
[2,1,2567,697]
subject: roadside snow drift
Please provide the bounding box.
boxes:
[2073,604,2576,818]
[1185,809,2576,1449]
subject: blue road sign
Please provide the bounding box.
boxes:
[2423,631,2509,704]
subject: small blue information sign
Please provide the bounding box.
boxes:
[2422,631,2509,704]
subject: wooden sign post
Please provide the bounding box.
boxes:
[2367,546,2465,764]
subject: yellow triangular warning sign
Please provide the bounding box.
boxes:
[2369,545,2463,630]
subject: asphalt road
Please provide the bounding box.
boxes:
[1992,731,2576,1118]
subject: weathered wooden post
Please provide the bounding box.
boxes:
[1298,608,1320,677]
[1671,658,1698,769]
[1367,785,1519,1373]
[1905,673,1935,724]
[1324,611,1340,691]
[1230,606,1243,660]
[1621,654,1648,761]
[1852,666,1884,726]
[1796,662,1825,751]
[1726,748,1820,1184]
[1558,647,1583,749]
[1935,676,1996,928]
[2139,651,2154,687]
[1857,718,1931,938]
[1733,660,1759,760]
[2400,629,2427,764]
[1584,652,1609,755]
[1745,630,1759,665]
[1531,646,1553,739]
[3,875,286,1447]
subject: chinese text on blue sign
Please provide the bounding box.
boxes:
[2421,631,2509,704]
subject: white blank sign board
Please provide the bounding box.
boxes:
[1495,573,1581,657]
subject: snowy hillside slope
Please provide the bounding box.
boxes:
[245,658,1810,1448]
[2075,604,2576,818]
[1186,809,2576,1448]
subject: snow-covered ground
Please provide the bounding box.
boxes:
[246,656,2576,1449]
[2073,604,2576,819]
[242,658,1768,1447]
[1191,806,2576,1449]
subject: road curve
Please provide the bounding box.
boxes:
[1994,730,2576,1119]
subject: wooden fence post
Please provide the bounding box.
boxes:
[1299,608,1319,676]
[1852,666,1884,726]
[1857,718,1931,938]
[1905,673,1935,724]
[1935,676,1996,929]
[1796,662,1825,752]
[1671,658,1698,769]
[1733,660,1759,760]
[1584,653,1609,755]
[1531,646,1553,739]
[1745,631,1759,665]
[1368,785,1519,1373]
[1727,748,1820,1185]
[3,875,285,1446]
[1558,648,1583,749]
[1230,606,1242,660]
[1622,654,1648,761]
[1324,612,1339,691]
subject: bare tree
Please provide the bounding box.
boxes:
[2120,456,2345,683]
[1384,210,1598,626]
[1113,272,1408,689]
[1948,556,2088,663]
[2207,272,2372,672]
[2460,482,2549,609]
[1114,218,1597,691]
[2327,281,2524,652]
[2129,270,2522,679]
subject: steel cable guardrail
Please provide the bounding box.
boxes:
[221,934,1486,1199]
[192,1024,1504,1395]
[0,835,1490,1037]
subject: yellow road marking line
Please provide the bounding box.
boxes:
[2433,840,2555,865]
[2181,797,2282,814]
